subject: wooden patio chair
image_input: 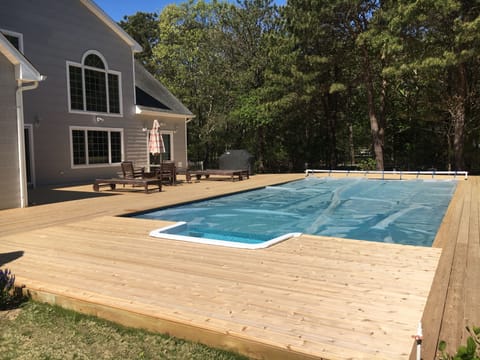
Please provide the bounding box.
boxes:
[121,161,145,179]
[158,162,176,185]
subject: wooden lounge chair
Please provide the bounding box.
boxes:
[121,160,162,181]
[93,178,162,193]
[186,169,249,182]
[92,161,163,193]
[121,161,145,179]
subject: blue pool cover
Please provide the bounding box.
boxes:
[138,177,457,247]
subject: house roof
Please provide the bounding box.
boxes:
[80,0,142,53]
[134,61,194,119]
[0,33,44,82]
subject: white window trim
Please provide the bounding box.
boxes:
[69,126,124,169]
[161,130,175,162]
[66,50,123,117]
[0,28,24,53]
[81,49,107,66]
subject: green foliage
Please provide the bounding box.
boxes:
[120,0,480,172]
[151,0,287,167]
[439,326,480,360]
[357,158,377,171]
[0,268,25,310]
[119,12,160,73]
[329,83,347,94]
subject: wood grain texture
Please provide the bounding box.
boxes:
[1,173,472,360]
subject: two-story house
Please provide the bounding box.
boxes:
[0,0,194,210]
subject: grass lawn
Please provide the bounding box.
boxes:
[0,301,249,360]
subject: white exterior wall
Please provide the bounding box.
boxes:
[0,52,21,209]
[0,0,143,185]
[135,115,189,169]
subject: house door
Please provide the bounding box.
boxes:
[149,131,173,165]
[161,132,173,161]
[24,124,34,186]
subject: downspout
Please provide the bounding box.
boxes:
[184,117,188,169]
[16,80,40,208]
[185,116,194,170]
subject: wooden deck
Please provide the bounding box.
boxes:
[0,174,477,359]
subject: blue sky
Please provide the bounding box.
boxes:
[94,0,286,22]
[94,0,172,21]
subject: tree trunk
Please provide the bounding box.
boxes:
[322,94,338,169]
[348,122,355,166]
[362,46,384,170]
[449,63,467,171]
[449,96,466,170]
[447,131,452,171]
[328,116,337,169]
[256,126,265,172]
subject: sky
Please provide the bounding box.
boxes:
[94,0,286,22]
[94,0,173,21]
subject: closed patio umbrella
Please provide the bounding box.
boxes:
[148,119,165,165]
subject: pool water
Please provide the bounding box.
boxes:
[139,177,457,247]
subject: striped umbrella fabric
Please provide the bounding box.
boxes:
[148,119,165,155]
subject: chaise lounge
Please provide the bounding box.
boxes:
[185,169,249,182]
[93,177,162,193]
[92,161,163,193]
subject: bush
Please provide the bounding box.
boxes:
[439,326,480,360]
[357,158,377,171]
[0,268,24,310]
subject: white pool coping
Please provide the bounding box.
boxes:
[149,222,302,249]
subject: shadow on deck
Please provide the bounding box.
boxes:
[28,185,119,206]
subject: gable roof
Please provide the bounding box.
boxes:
[0,33,44,82]
[80,0,142,53]
[134,61,194,119]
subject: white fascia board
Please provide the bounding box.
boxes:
[135,105,195,120]
[80,0,143,53]
[0,34,44,82]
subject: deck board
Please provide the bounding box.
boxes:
[414,177,480,358]
[0,173,477,359]
[1,218,437,359]
[464,182,480,331]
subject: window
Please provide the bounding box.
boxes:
[71,127,123,167]
[1,29,23,52]
[69,66,83,110]
[67,51,122,115]
[161,132,172,161]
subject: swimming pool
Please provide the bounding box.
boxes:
[139,177,457,248]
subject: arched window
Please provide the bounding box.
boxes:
[67,50,121,115]
[84,54,105,69]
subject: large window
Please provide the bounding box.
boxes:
[71,127,123,167]
[67,51,122,115]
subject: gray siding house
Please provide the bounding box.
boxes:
[0,33,44,210]
[0,0,193,208]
